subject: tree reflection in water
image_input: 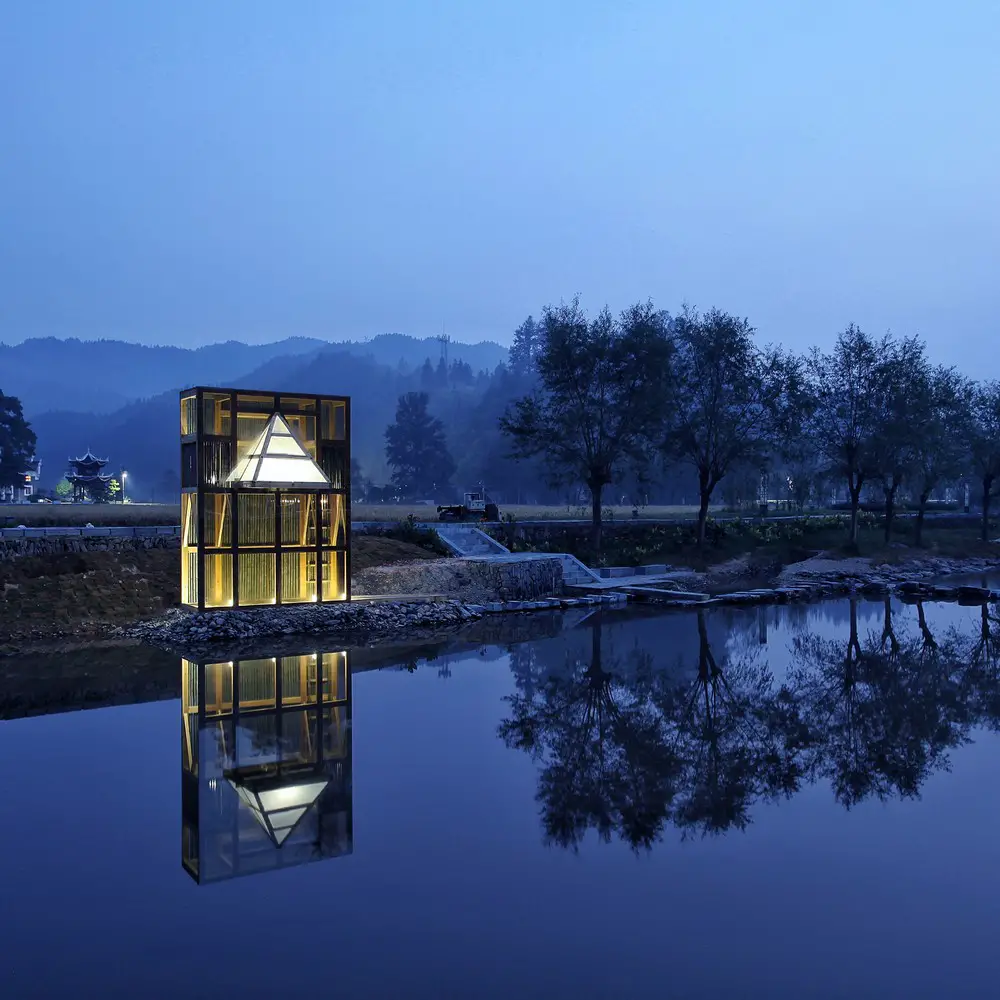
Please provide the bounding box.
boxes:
[790,598,971,808]
[500,623,679,850]
[500,599,1000,850]
[650,611,805,838]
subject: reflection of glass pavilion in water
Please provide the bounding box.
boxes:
[181,650,352,884]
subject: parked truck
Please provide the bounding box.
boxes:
[437,489,499,522]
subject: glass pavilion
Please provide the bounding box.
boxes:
[179,387,350,609]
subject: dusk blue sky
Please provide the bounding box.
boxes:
[2,1,997,366]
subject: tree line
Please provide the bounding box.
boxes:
[490,299,1000,550]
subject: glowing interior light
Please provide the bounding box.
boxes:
[227,413,330,487]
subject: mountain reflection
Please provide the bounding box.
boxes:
[181,652,352,885]
[501,599,1000,850]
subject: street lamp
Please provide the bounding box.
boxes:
[121,470,128,504]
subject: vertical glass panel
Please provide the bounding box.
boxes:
[322,704,350,759]
[199,439,234,486]
[238,493,275,546]
[201,392,232,436]
[182,549,198,607]
[280,655,316,706]
[321,550,347,602]
[236,412,269,459]
[181,394,198,436]
[319,445,348,489]
[238,658,276,709]
[204,553,233,607]
[239,714,279,762]
[204,661,234,716]
[280,494,315,545]
[238,552,276,605]
[281,551,316,603]
[181,493,199,607]
[203,493,231,548]
[322,651,348,702]
[181,493,199,546]
[319,493,346,545]
[321,400,347,441]
[181,442,198,488]
[182,658,199,715]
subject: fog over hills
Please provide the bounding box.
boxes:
[3,334,508,418]
[21,334,509,494]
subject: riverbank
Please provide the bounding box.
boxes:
[0,534,445,654]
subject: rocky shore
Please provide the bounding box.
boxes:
[124,591,628,652]
[635,554,1000,608]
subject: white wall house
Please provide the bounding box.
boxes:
[0,459,41,502]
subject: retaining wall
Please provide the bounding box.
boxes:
[0,534,180,563]
[354,555,564,601]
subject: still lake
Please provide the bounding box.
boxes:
[2,598,1000,999]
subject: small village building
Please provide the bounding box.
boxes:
[180,649,352,884]
[0,458,41,503]
[179,387,351,609]
[66,451,113,502]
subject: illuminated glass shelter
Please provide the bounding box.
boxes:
[179,387,350,609]
[181,649,352,884]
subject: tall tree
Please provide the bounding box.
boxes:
[805,326,893,545]
[909,365,975,546]
[868,335,929,542]
[970,381,1000,542]
[509,315,541,375]
[662,308,786,549]
[385,392,456,499]
[0,390,37,491]
[501,298,673,553]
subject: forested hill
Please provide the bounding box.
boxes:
[26,337,519,498]
[2,334,508,417]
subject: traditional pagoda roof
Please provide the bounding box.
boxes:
[227,413,331,488]
[69,450,109,465]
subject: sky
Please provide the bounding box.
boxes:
[1,0,998,367]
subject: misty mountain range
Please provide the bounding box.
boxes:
[9,334,509,494]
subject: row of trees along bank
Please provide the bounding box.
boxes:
[496,299,1000,552]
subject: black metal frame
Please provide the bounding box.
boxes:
[180,386,351,611]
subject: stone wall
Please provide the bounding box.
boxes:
[0,534,180,563]
[353,555,564,602]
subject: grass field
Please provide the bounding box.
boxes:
[353,503,710,522]
[1,503,181,527]
[0,502,711,527]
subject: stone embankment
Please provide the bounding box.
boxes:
[777,554,1000,592]
[353,554,563,603]
[127,590,628,650]
[0,534,178,562]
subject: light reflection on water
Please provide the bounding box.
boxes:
[2,597,1000,999]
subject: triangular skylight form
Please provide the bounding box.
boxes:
[228,775,330,847]
[227,413,331,488]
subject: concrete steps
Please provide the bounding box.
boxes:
[435,523,511,557]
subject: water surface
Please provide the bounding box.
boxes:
[2,598,1000,999]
